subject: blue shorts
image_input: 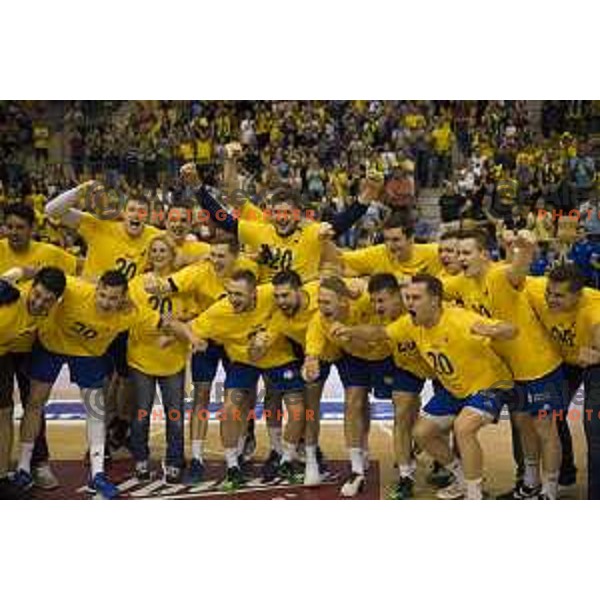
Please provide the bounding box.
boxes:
[392,366,426,395]
[225,361,304,393]
[105,331,129,378]
[423,383,512,423]
[191,342,229,384]
[335,354,395,399]
[513,366,567,416]
[31,343,110,390]
[315,361,332,385]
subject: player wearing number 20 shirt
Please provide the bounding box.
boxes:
[44,183,161,282]
[196,185,372,283]
[34,275,140,366]
[45,183,162,378]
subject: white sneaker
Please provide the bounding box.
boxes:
[340,473,366,497]
[436,479,465,500]
[32,463,59,490]
[304,461,322,486]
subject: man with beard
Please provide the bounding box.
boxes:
[0,203,76,490]
[0,266,66,499]
[341,209,443,283]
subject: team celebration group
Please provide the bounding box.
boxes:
[1,142,600,500]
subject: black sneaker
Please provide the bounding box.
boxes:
[239,455,254,478]
[389,476,414,500]
[185,459,205,485]
[427,462,454,488]
[496,482,542,500]
[164,466,182,485]
[316,446,330,475]
[261,450,282,483]
[278,460,302,484]
[222,466,245,492]
[559,468,577,487]
[135,461,151,482]
[0,476,31,499]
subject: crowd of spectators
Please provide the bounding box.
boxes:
[1,100,599,286]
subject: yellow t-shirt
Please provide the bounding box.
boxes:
[305,293,391,362]
[169,255,258,314]
[267,281,320,349]
[216,114,232,138]
[431,126,453,153]
[39,277,139,357]
[256,112,270,135]
[270,124,282,144]
[25,193,46,215]
[126,276,192,376]
[342,243,442,282]
[386,308,513,399]
[526,277,600,365]
[239,200,265,222]
[404,113,426,130]
[444,264,562,380]
[191,284,295,369]
[196,139,212,164]
[239,220,322,283]
[0,239,77,275]
[330,170,349,199]
[33,125,50,149]
[0,283,47,355]
[78,213,160,280]
[176,239,211,261]
[264,280,339,362]
[383,315,433,380]
[179,142,194,161]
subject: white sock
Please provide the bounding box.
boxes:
[18,443,34,473]
[236,434,246,457]
[87,417,106,477]
[305,445,318,466]
[268,426,283,454]
[191,440,204,462]
[543,471,559,499]
[398,464,414,479]
[281,441,297,463]
[225,447,239,469]
[89,445,104,478]
[446,458,464,483]
[349,448,364,475]
[83,388,106,477]
[465,478,483,500]
[523,458,540,488]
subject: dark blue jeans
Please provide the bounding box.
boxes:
[562,363,600,498]
[582,364,600,499]
[0,353,49,466]
[130,368,185,468]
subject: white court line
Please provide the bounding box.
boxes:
[118,478,143,492]
[130,480,166,497]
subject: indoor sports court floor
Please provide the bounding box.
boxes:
[12,368,590,500]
